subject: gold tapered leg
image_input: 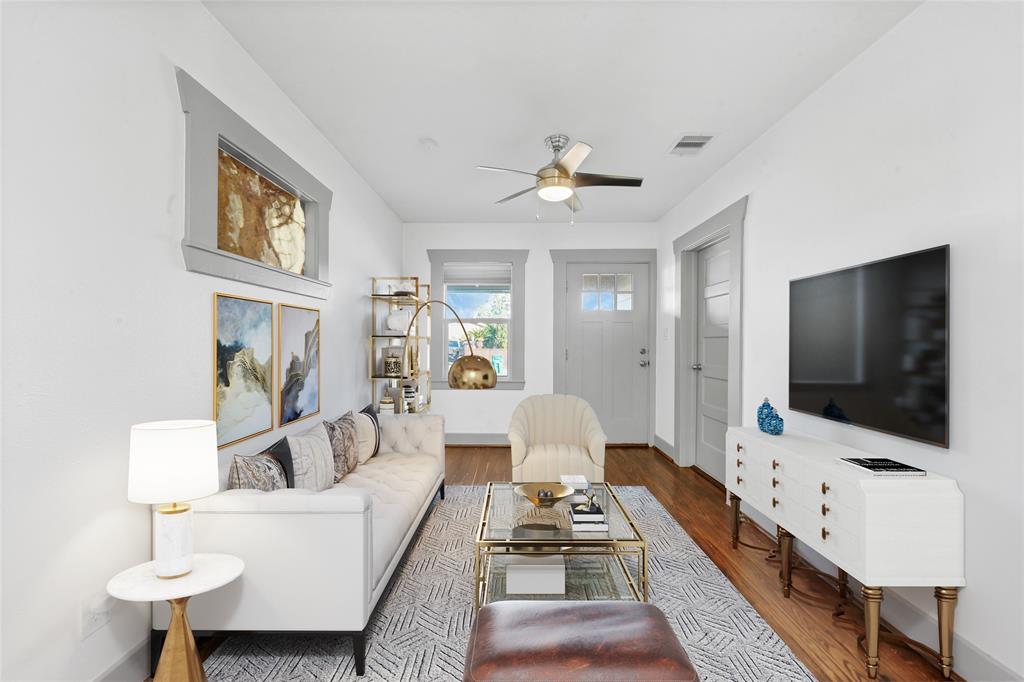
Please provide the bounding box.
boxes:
[155,597,206,682]
[729,494,741,549]
[778,527,794,598]
[935,587,958,679]
[862,586,883,679]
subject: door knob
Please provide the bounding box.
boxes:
[691,363,703,371]
[639,360,650,367]
[639,347,648,355]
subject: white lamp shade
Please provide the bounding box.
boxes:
[128,420,219,504]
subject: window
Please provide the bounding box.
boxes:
[428,250,529,389]
[582,272,632,311]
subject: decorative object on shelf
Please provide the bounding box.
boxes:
[214,293,273,448]
[382,347,403,378]
[757,397,784,435]
[128,420,218,578]
[401,299,498,389]
[514,482,575,508]
[279,304,320,426]
[176,69,332,299]
[386,310,412,332]
[378,396,395,414]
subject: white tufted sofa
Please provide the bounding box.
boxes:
[152,413,444,674]
[509,394,607,482]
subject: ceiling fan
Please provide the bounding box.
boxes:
[477,134,643,217]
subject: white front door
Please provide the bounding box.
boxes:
[694,240,731,482]
[565,263,650,443]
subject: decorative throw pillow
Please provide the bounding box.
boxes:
[324,412,360,482]
[358,403,378,456]
[227,453,287,492]
[353,412,378,464]
[264,437,294,487]
[285,422,335,492]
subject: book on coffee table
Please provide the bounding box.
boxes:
[570,501,604,523]
[571,522,610,532]
[839,457,927,477]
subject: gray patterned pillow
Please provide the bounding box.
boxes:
[227,453,287,491]
[286,422,335,492]
[324,412,359,482]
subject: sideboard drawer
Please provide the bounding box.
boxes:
[817,477,862,510]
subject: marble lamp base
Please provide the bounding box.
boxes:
[154,503,194,578]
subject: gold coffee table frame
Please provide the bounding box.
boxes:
[474,482,648,609]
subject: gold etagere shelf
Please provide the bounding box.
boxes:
[368,277,431,414]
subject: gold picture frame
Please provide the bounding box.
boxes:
[213,292,275,448]
[278,303,321,427]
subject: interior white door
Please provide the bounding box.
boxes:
[565,263,649,443]
[694,240,731,482]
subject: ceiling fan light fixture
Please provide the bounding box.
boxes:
[536,176,574,202]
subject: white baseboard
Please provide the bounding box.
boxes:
[738,501,1021,682]
[446,433,508,445]
[652,434,676,462]
[97,637,148,682]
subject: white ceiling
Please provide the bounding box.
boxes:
[206,1,918,223]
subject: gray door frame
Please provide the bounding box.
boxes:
[673,197,748,467]
[551,249,658,444]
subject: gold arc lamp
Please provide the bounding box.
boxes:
[401,299,497,390]
[128,420,219,578]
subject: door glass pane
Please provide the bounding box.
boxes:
[615,274,633,292]
[582,274,599,291]
[616,293,632,311]
[599,292,614,311]
[582,292,599,311]
[448,321,508,376]
[599,274,615,292]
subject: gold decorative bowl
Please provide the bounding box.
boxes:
[514,483,575,508]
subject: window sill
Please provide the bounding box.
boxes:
[431,380,525,391]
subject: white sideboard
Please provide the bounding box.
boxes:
[725,426,965,679]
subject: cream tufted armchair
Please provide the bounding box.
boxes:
[508,394,607,482]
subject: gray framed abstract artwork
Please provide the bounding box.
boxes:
[279,304,320,426]
[214,293,274,448]
[177,68,334,298]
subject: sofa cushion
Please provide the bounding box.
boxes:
[227,453,287,492]
[324,412,360,482]
[353,412,378,464]
[286,422,335,492]
[359,404,381,458]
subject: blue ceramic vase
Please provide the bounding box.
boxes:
[757,397,784,435]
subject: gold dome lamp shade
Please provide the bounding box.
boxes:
[402,299,497,390]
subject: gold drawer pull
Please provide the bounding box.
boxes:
[772,497,779,509]
[821,527,830,540]
[736,443,744,453]
[736,476,743,485]
[736,458,743,467]
[821,482,830,495]
[772,459,779,470]
[821,504,830,516]
[771,477,780,488]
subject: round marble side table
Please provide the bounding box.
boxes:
[107,553,244,682]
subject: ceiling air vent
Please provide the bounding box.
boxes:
[670,135,713,156]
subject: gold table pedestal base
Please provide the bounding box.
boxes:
[155,597,206,682]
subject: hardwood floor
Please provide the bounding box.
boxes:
[447,445,955,682]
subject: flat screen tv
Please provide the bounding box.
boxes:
[789,245,949,448]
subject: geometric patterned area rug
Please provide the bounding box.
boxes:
[203,485,816,682]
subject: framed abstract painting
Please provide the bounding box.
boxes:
[213,293,274,448]
[279,304,320,426]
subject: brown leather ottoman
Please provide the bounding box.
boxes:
[463,601,699,681]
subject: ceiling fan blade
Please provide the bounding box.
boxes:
[556,142,593,176]
[496,187,536,204]
[477,165,539,178]
[563,192,583,212]
[573,172,643,188]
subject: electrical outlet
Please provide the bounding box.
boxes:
[80,594,113,640]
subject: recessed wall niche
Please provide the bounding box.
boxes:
[176,68,333,298]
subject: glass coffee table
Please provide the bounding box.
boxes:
[474,482,648,609]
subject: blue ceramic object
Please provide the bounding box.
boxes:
[757,397,784,435]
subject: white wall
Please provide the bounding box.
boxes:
[1,2,402,679]
[403,222,661,435]
[655,2,1023,678]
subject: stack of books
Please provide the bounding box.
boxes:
[570,501,608,532]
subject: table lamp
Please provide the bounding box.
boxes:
[128,420,218,579]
